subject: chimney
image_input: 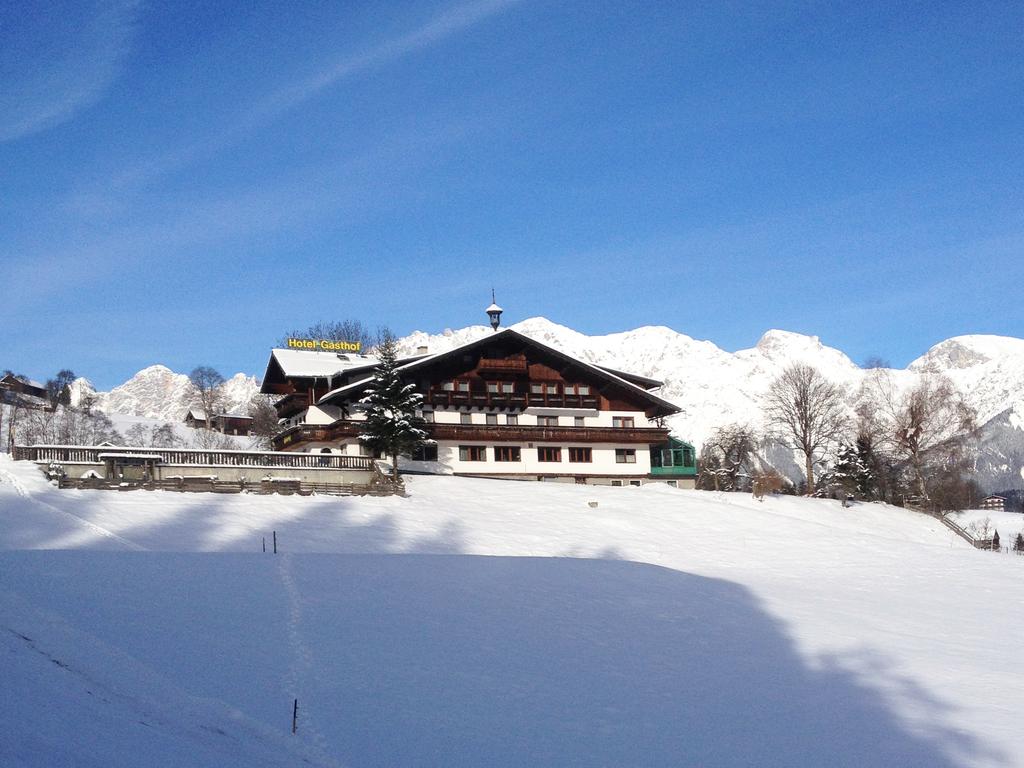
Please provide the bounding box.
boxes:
[417,345,429,355]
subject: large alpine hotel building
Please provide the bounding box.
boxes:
[261,307,696,487]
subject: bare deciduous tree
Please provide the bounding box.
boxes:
[697,423,757,491]
[45,369,76,409]
[189,366,226,430]
[247,395,280,449]
[864,368,976,503]
[125,422,180,448]
[763,363,848,495]
[279,319,379,351]
[20,405,122,446]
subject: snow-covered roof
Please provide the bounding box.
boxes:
[0,374,45,390]
[260,348,380,385]
[486,303,503,313]
[269,348,379,378]
[317,328,680,416]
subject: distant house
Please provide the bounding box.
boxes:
[183,407,252,436]
[1,373,47,400]
[183,408,210,429]
[981,495,1006,511]
[0,374,49,407]
[212,413,253,436]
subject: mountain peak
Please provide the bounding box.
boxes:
[911,335,1024,371]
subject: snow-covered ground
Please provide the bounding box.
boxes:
[1,454,1021,767]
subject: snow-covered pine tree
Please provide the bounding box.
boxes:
[1014,532,1024,554]
[831,442,864,507]
[359,334,426,484]
[853,435,880,500]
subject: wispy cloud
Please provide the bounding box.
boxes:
[0,0,140,142]
[98,0,522,192]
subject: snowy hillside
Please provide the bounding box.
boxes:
[2,455,1023,766]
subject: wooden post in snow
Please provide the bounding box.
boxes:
[292,698,298,734]
[273,530,277,554]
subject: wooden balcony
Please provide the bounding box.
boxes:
[477,358,528,373]
[272,421,363,450]
[425,392,598,410]
[426,424,669,445]
[274,392,310,418]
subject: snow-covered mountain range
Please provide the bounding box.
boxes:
[73,318,1024,490]
[70,366,258,421]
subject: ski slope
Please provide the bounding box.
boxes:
[1,455,1021,767]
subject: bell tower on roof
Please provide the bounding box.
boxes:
[485,289,503,332]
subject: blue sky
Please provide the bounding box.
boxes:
[2,0,1022,389]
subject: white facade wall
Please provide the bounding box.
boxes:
[415,441,651,477]
[300,440,651,479]
[304,404,346,425]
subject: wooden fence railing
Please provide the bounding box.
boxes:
[908,503,1000,550]
[14,444,373,470]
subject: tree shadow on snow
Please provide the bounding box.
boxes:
[289,555,999,768]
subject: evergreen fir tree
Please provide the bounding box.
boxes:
[991,530,1000,552]
[359,334,426,484]
[830,442,867,505]
[1013,532,1024,554]
[853,435,880,499]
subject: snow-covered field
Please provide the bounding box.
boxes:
[2,454,1022,767]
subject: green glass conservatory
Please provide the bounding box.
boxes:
[649,436,697,481]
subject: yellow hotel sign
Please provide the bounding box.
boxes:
[287,338,362,352]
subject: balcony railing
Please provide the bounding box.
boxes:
[477,358,528,372]
[427,424,669,444]
[14,444,373,470]
[273,422,363,449]
[425,392,598,410]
